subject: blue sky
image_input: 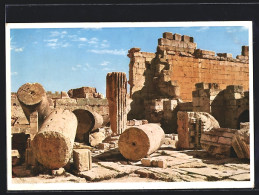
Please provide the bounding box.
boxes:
[9,26,249,95]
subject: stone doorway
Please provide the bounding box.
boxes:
[237,110,249,129]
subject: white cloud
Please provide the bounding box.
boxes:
[50,31,67,38]
[100,40,110,48]
[100,61,110,66]
[11,72,18,76]
[14,47,24,52]
[79,37,87,42]
[45,40,70,49]
[225,27,236,33]
[81,27,102,31]
[46,42,58,48]
[196,26,209,32]
[88,49,127,56]
[78,43,86,48]
[88,37,99,45]
[73,63,92,71]
[45,39,58,43]
[61,43,70,48]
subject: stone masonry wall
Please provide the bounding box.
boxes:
[128,32,249,102]
[11,89,109,135]
[192,83,249,129]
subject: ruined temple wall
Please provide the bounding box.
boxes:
[128,32,249,102]
[11,93,109,133]
[127,48,156,97]
[169,55,249,101]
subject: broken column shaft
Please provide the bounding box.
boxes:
[32,108,77,169]
[106,72,127,135]
[17,83,51,128]
[72,109,103,142]
[118,124,165,161]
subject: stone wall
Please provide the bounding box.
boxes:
[11,89,109,135]
[192,83,249,129]
[128,32,249,103]
[68,87,103,99]
[127,32,249,129]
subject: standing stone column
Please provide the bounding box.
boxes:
[17,83,51,128]
[106,72,127,135]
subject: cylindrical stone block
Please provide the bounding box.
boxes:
[17,83,51,128]
[32,108,78,169]
[72,109,103,142]
[118,124,165,161]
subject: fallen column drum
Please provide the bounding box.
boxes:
[32,108,78,169]
[72,109,103,142]
[118,124,165,161]
[17,83,51,128]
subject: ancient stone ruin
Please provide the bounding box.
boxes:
[11,32,251,183]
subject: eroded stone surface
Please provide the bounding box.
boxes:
[12,143,250,184]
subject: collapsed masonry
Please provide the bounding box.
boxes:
[11,32,250,179]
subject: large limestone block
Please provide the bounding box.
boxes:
[73,149,92,172]
[32,108,77,169]
[232,127,250,159]
[177,111,220,149]
[200,128,237,157]
[118,124,165,161]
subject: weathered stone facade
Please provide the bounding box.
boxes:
[192,83,249,129]
[200,128,237,158]
[11,89,109,135]
[127,32,249,125]
[177,111,220,149]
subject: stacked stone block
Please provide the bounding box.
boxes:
[158,32,197,54]
[128,32,249,102]
[177,111,220,149]
[127,119,148,126]
[68,87,103,98]
[106,72,127,135]
[178,102,193,112]
[200,128,237,157]
[232,122,250,159]
[195,49,216,60]
[223,85,247,129]
[46,91,61,99]
[127,48,156,97]
[162,99,178,133]
[11,91,109,136]
[192,82,221,113]
[144,99,166,123]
